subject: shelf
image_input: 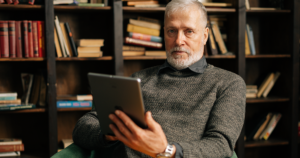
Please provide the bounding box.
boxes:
[0,108,46,113]
[246,54,291,58]
[56,56,113,61]
[0,4,44,10]
[0,58,46,61]
[246,97,289,103]
[246,9,291,13]
[205,55,236,59]
[245,139,289,148]
[57,107,92,112]
[123,6,235,13]
[54,5,111,11]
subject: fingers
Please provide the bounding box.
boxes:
[109,113,132,139]
[105,135,118,141]
[114,110,141,134]
[145,111,158,131]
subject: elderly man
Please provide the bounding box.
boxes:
[72,0,246,158]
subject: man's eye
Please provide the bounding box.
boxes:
[187,30,193,34]
[168,30,175,33]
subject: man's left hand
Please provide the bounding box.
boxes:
[108,110,169,158]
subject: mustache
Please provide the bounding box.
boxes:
[170,47,191,54]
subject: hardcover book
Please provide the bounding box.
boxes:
[32,21,39,57]
[127,24,160,37]
[64,22,78,57]
[0,104,36,111]
[15,21,23,58]
[8,21,16,58]
[0,21,9,58]
[37,21,45,57]
[128,32,162,43]
[0,144,24,152]
[28,21,34,57]
[22,20,29,58]
[129,19,161,30]
[0,139,22,145]
[124,37,162,49]
[76,39,104,46]
[57,100,92,108]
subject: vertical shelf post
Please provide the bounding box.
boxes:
[112,0,124,76]
[45,0,58,156]
[236,0,246,157]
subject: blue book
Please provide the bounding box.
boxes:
[57,100,92,108]
[0,96,17,100]
[0,93,17,101]
[128,32,162,43]
[246,24,256,55]
[0,104,36,111]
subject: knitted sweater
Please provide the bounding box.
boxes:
[73,64,246,158]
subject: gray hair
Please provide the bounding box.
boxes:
[164,0,207,28]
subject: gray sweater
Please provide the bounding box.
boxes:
[73,63,246,158]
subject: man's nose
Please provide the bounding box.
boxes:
[175,31,185,46]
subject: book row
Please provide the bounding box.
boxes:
[0,20,45,58]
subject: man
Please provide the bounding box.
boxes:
[73,0,246,157]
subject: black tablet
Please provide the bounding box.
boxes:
[88,72,147,135]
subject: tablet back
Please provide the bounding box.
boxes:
[88,72,147,135]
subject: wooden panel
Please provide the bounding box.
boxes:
[246,54,291,58]
[246,97,289,103]
[245,139,289,148]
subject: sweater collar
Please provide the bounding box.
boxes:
[157,56,207,75]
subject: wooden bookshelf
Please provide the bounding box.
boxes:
[245,139,289,148]
[56,56,113,61]
[57,107,92,112]
[54,5,111,10]
[122,6,236,13]
[246,54,291,58]
[0,108,46,113]
[0,58,46,61]
[246,9,291,13]
[0,4,44,10]
[246,97,290,103]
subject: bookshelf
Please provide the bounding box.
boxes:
[0,0,298,158]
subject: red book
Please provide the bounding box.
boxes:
[0,0,5,3]
[28,20,34,57]
[32,21,39,57]
[0,21,9,58]
[22,20,29,58]
[13,0,19,4]
[28,0,34,4]
[37,21,45,57]
[6,0,13,4]
[15,21,22,58]
[8,20,16,58]
[0,144,24,152]
[124,37,162,49]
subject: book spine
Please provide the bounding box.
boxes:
[124,37,162,49]
[13,0,19,4]
[0,104,35,111]
[0,99,21,104]
[28,21,34,57]
[0,144,24,152]
[32,21,39,57]
[0,96,17,100]
[15,21,22,58]
[128,32,162,43]
[57,101,92,108]
[0,0,5,3]
[127,24,160,37]
[262,113,282,140]
[22,20,29,58]
[64,22,78,57]
[8,21,16,58]
[0,21,9,58]
[28,0,34,4]
[37,21,45,57]
[6,0,13,4]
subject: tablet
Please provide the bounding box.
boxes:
[88,72,147,135]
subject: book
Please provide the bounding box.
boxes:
[0,139,22,145]
[202,2,232,7]
[64,22,78,57]
[134,4,164,7]
[54,16,68,57]
[262,72,280,98]
[253,113,273,140]
[0,99,21,104]
[124,37,162,49]
[246,89,257,93]
[57,100,92,108]
[245,0,250,10]
[54,27,63,57]
[53,0,73,4]
[0,104,36,111]
[77,46,102,53]
[0,151,20,157]
[0,21,9,58]
[60,22,73,57]
[145,50,166,56]
[127,24,160,37]
[22,20,29,58]
[260,113,282,140]
[21,73,34,104]
[37,21,45,57]
[129,19,161,30]
[0,144,24,152]
[127,32,162,43]
[246,93,256,98]
[32,21,39,57]
[76,39,104,46]
[13,0,19,4]
[62,139,73,148]
[29,74,41,105]
[77,52,103,57]
[245,30,251,55]
[206,18,218,55]
[246,85,257,89]
[246,24,256,55]
[257,73,275,98]
[57,94,93,101]
[28,21,34,57]
[137,16,160,24]
[15,21,23,58]
[0,93,17,101]
[6,0,12,4]
[246,113,271,141]
[123,50,145,56]
[78,3,104,6]
[127,0,158,6]
[211,22,227,54]
[123,45,145,51]
[8,21,16,58]
[28,0,35,4]
[0,0,4,3]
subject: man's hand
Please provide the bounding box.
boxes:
[108,110,173,158]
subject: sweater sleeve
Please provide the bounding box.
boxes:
[72,109,119,150]
[178,77,246,158]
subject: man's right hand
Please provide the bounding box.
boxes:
[105,135,118,142]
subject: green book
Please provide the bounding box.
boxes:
[78,3,104,7]
[0,104,36,111]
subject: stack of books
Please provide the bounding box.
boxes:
[76,39,104,57]
[57,94,93,108]
[246,85,257,98]
[0,20,45,58]
[246,112,282,141]
[0,138,24,157]
[0,92,35,111]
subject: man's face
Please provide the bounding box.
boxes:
[164,5,208,70]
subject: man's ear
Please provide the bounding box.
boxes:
[203,27,209,45]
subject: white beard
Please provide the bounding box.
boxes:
[166,46,203,70]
